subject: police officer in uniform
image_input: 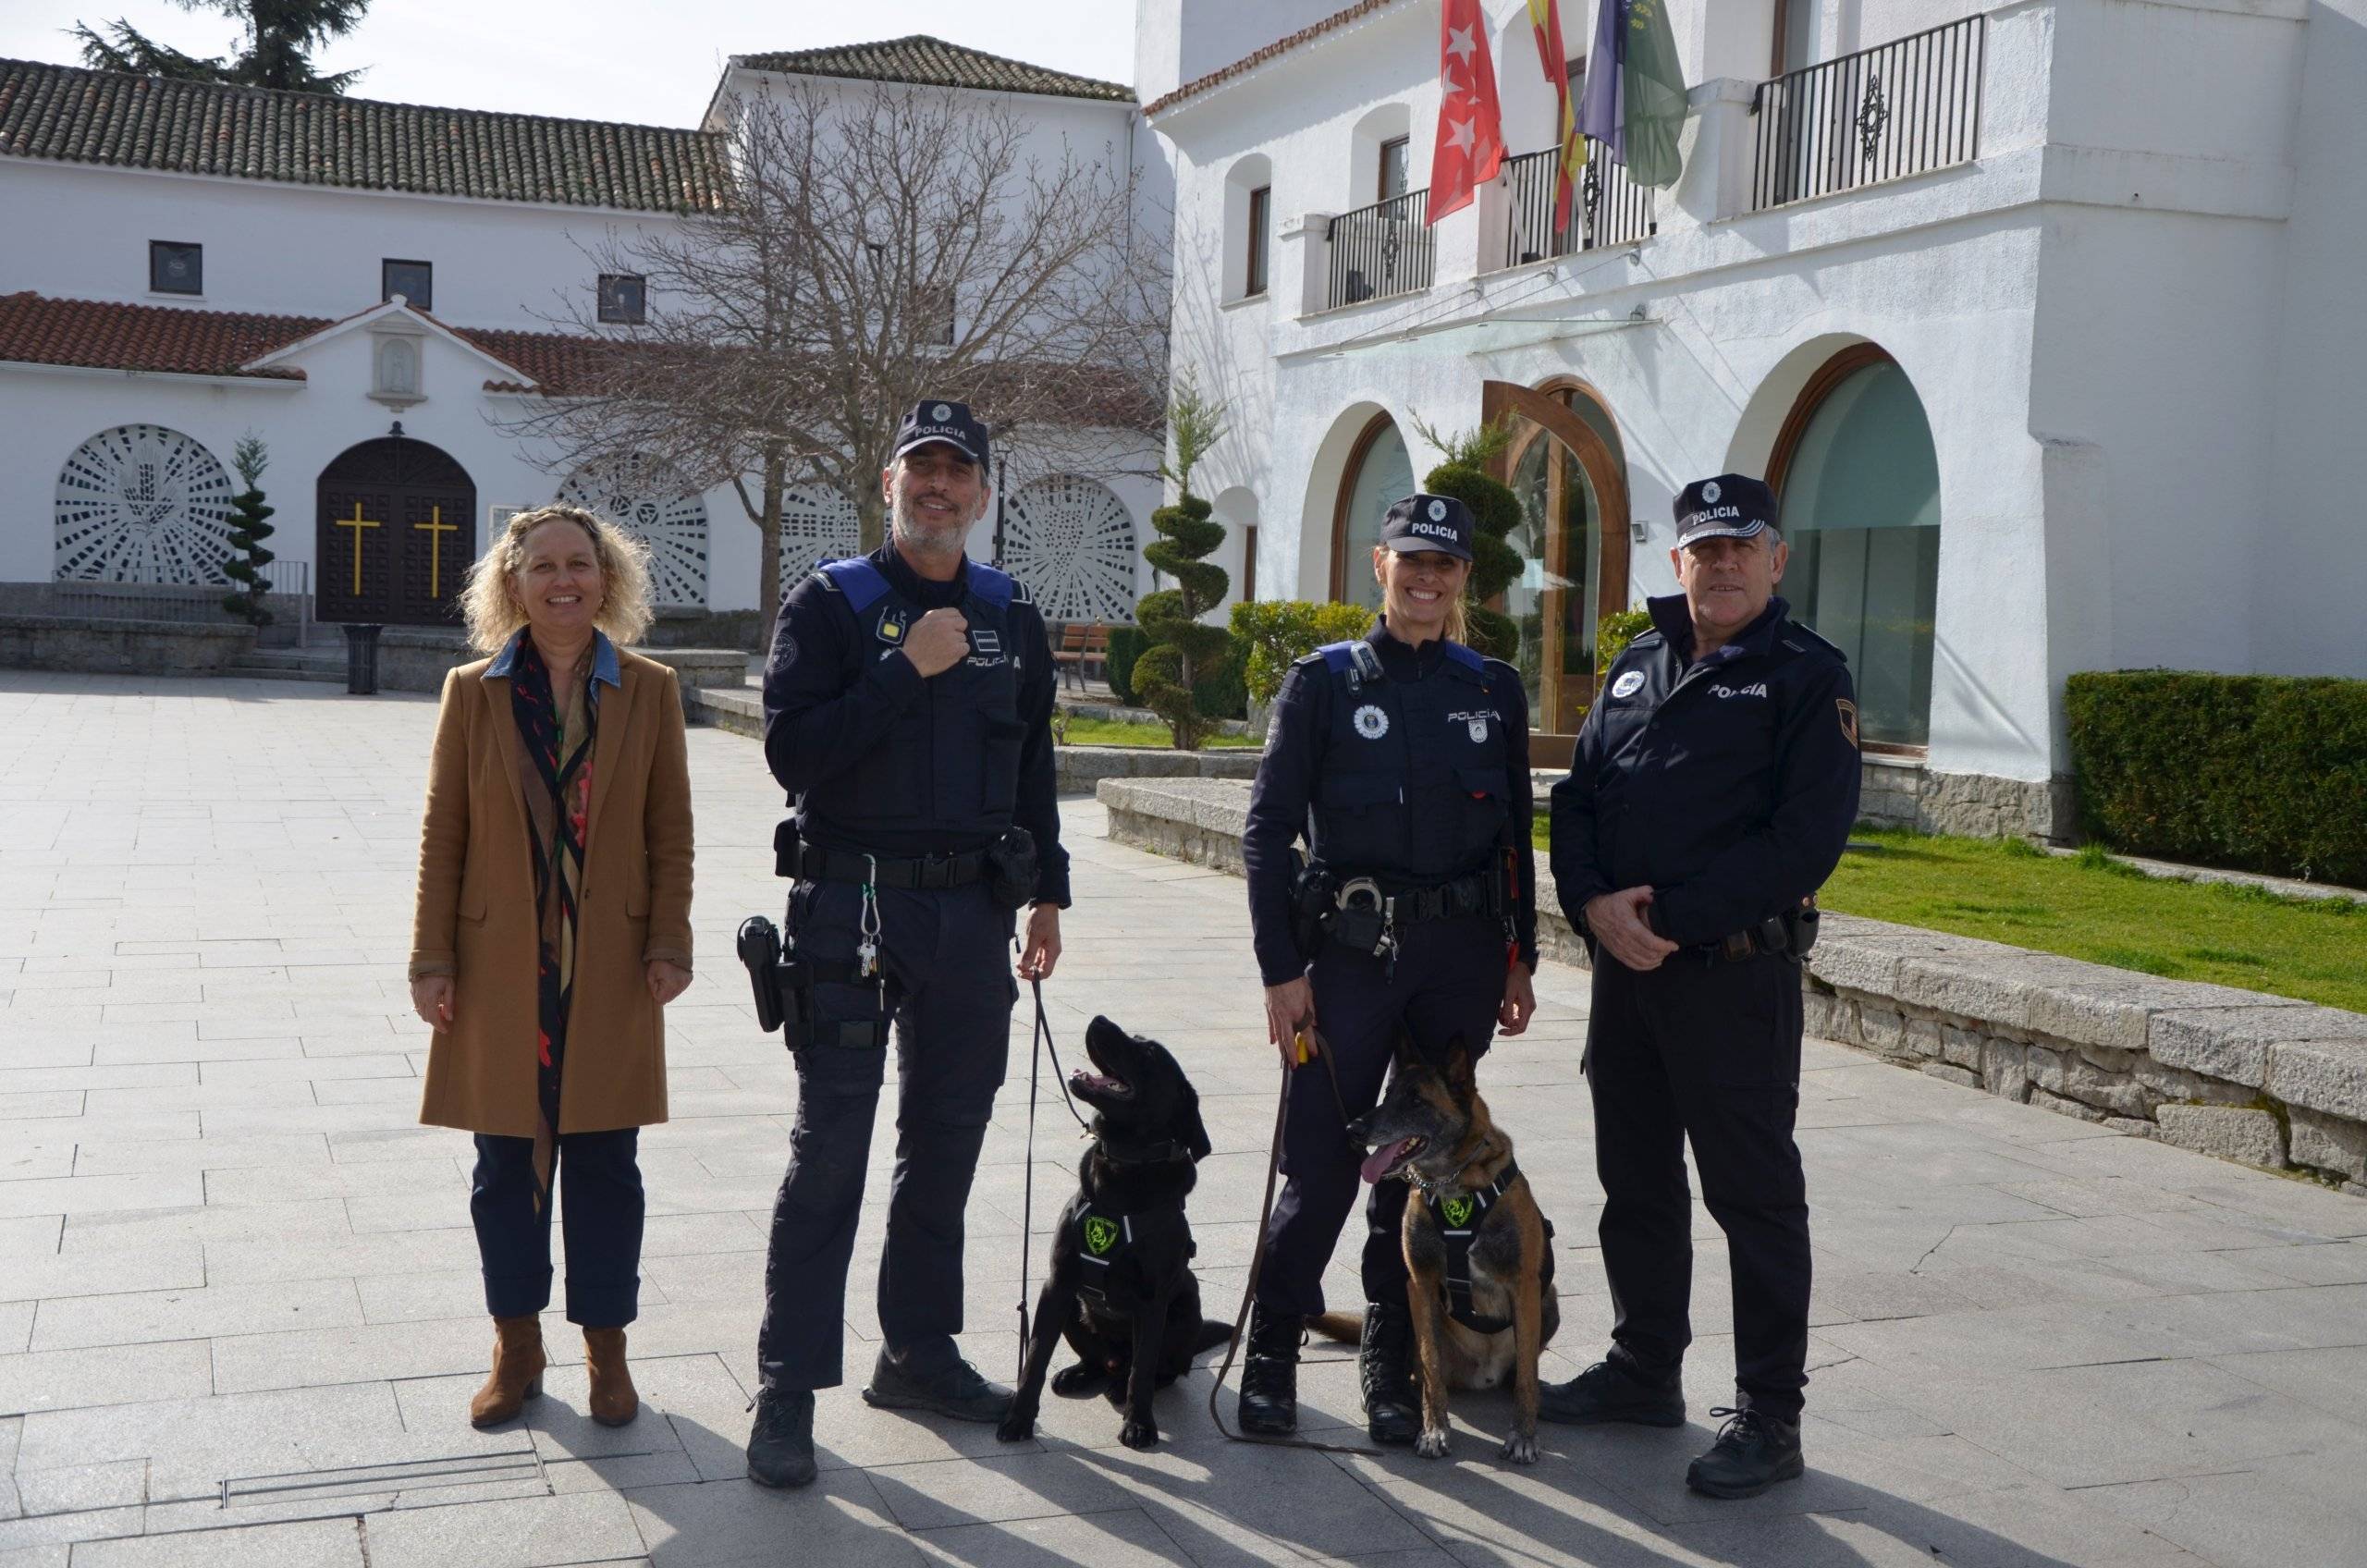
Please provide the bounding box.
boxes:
[744,400,1068,1488]
[1238,493,1539,1443]
[1542,473,1859,1498]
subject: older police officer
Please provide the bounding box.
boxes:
[1240,493,1538,1444]
[1543,473,1858,1499]
[745,400,1067,1488]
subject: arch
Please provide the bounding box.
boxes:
[54,423,237,584]
[777,483,861,593]
[557,454,711,608]
[1295,398,1395,599]
[1326,410,1417,606]
[1764,343,1942,751]
[1348,102,1415,204]
[314,436,476,626]
[1222,153,1274,301]
[1492,9,1578,153]
[1212,484,1260,607]
[1483,378,1633,734]
[1001,474,1140,624]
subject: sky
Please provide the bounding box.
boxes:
[0,0,1140,124]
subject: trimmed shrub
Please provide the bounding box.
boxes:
[1596,606,1651,674]
[1107,624,1147,704]
[1107,623,1243,718]
[1231,599,1378,706]
[1415,420,1523,661]
[2065,670,2367,886]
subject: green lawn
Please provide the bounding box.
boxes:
[1056,716,1261,750]
[1527,822,2367,1012]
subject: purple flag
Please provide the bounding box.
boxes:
[1577,0,1626,164]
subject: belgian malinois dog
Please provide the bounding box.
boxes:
[1320,1035,1559,1463]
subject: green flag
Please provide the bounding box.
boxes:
[1621,0,1688,189]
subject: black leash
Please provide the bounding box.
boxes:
[1205,1028,1378,1456]
[1016,972,1089,1380]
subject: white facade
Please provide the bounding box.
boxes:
[1142,0,2363,813]
[0,48,1170,623]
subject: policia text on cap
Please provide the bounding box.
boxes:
[740,400,1069,1489]
[1542,472,1861,1501]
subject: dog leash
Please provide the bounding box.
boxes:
[1204,1026,1380,1457]
[1016,971,1090,1380]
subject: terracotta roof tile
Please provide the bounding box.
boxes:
[0,290,322,379]
[732,35,1133,104]
[1142,0,1401,118]
[0,56,731,213]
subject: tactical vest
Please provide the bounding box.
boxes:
[1423,1160,1525,1334]
[798,557,1028,844]
[1305,639,1513,883]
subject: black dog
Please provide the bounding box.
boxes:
[998,1015,1230,1451]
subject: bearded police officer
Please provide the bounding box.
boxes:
[1239,493,1539,1444]
[1542,473,1858,1498]
[744,399,1067,1488]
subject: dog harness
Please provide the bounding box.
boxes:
[1421,1160,1524,1334]
[1073,1201,1192,1305]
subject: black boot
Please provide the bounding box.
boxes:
[745,1389,817,1488]
[1537,1358,1686,1427]
[1235,1305,1302,1436]
[1686,1406,1805,1499]
[1358,1303,1419,1446]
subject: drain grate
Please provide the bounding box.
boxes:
[221,1445,541,1508]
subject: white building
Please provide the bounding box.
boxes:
[1139,0,2365,835]
[0,36,1168,633]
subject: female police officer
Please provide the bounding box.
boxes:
[1236,493,1539,1443]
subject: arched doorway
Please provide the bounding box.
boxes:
[54,424,238,584]
[315,437,476,626]
[1482,379,1631,738]
[1767,346,1940,750]
[1329,411,1416,606]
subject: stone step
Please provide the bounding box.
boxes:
[226,662,343,683]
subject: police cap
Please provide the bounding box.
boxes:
[1380,493,1476,561]
[1674,473,1779,548]
[892,398,990,469]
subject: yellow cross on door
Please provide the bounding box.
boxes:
[335,502,380,598]
[412,505,457,600]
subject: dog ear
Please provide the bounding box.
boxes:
[1443,1037,1477,1100]
[1392,1027,1424,1074]
[1178,1080,1212,1164]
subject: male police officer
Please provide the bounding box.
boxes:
[745,399,1067,1488]
[1543,473,1858,1499]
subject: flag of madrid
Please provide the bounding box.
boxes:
[1428,0,1505,224]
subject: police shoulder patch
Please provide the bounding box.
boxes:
[1836,697,1859,750]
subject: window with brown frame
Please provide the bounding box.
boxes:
[1378,137,1410,202]
[1245,186,1271,298]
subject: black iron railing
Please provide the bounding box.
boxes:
[1752,15,1984,211]
[1326,189,1433,309]
[1499,141,1656,270]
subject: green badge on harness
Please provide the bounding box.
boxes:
[1441,1195,1476,1229]
[1084,1216,1119,1256]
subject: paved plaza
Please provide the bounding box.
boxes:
[2,673,2365,1567]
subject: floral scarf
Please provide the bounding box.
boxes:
[509,636,598,1207]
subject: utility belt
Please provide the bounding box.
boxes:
[1695,901,1821,964]
[1289,856,1506,966]
[772,824,1037,910]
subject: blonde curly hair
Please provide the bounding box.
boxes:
[460,503,655,654]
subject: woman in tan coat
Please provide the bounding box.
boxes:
[409,503,693,1431]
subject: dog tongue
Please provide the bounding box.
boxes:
[1359,1138,1413,1184]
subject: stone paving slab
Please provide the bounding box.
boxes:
[3,674,2366,1566]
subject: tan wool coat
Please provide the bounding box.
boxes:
[409,648,694,1137]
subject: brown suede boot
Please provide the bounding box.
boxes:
[583,1327,639,1427]
[468,1315,546,1429]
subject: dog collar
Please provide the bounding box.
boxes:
[1092,1132,1196,1167]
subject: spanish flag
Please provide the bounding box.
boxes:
[1526,0,1587,233]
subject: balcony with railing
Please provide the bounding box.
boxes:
[1325,189,1433,310]
[1752,15,1985,211]
[1497,140,1657,271]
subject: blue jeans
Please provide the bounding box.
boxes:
[469,1127,644,1327]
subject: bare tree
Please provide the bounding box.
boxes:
[497,80,1168,631]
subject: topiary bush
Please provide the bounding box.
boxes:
[1133,488,1231,747]
[219,435,276,627]
[1231,599,1379,706]
[1106,624,1147,704]
[2065,670,2367,886]
[1412,419,1523,660]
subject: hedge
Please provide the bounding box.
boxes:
[2065,670,2367,887]
[1107,623,1245,719]
[1230,600,1377,706]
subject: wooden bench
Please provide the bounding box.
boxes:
[1051,622,1113,692]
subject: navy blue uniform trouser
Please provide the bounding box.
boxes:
[1257,913,1502,1317]
[755,878,1015,1392]
[470,1128,644,1327]
[1588,948,1810,1421]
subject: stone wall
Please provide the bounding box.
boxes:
[372,631,746,696]
[1857,755,2078,842]
[1098,776,2367,1194]
[0,614,253,675]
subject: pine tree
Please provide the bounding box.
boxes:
[1132,376,1231,749]
[76,0,370,95]
[1411,417,1525,660]
[220,436,276,628]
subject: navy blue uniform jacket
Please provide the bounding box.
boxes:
[1550,594,1859,948]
